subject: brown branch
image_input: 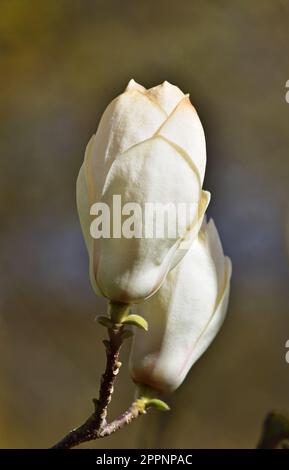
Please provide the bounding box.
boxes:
[99,402,143,438]
[51,302,167,449]
[257,412,289,449]
[52,323,130,449]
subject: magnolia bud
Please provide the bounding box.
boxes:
[129,219,232,393]
[76,80,209,302]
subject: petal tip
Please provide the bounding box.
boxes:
[126,79,145,92]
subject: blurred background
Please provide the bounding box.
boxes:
[0,0,289,448]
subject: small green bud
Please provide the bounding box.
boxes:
[145,398,170,411]
[122,314,148,331]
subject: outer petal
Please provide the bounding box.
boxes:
[129,219,232,392]
[205,219,227,304]
[169,190,211,270]
[94,136,201,302]
[146,81,184,115]
[185,256,232,373]
[156,96,206,183]
[85,87,167,204]
[76,163,91,253]
[76,160,102,296]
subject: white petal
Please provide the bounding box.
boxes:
[169,190,211,270]
[126,79,146,92]
[95,136,201,302]
[156,96,206,183]
[76,163,91,252]
[185,257,232,371]
[129,220,231,392]
[204,219,227,305]
[147,81,184,115]
[76,161,102,296]
[86,89,167,204]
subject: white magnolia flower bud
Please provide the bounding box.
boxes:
[129,219,232,393]
[76,80,209,302]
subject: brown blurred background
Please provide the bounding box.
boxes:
[0,0,289,448]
